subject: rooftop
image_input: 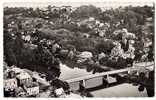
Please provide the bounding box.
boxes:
[24,82,39,88]
[16,72,31,80]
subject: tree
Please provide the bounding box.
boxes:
[71,5,102,19]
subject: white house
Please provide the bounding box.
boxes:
[54,88,67,97]
[4,78,17,91]
[16,72,32,85]
[24,82,39,96]
[77,51,93,63]
[98,30,106,37]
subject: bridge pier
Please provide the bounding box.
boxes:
[79,80,86,91]
[104,74,109,82]
[102,75,109,87]
[66,64,154,91]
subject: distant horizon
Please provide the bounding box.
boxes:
[4,2,154,9]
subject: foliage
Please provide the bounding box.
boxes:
[71,5,102,19]
[3,5,154,72]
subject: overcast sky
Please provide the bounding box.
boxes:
[4,2,154,8]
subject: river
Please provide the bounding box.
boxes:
[59,63,149,97]
[91,83,148,97]
[59,63,93,80]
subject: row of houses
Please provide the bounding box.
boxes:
[4,66,40,97]
[4,65,83,97]
[4,64,77,97]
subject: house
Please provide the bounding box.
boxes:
[82,33,90,38]
[4,78,17,91]
[145,17,153,27]
[77,51,93,63]
[11,67,24,75]
[61,6,72,13]
[16,72,32,85]
[98,30,106,37]
[23,82,39,96]
[51,6,60,12]
[88,17,95,21]
[7,70,16,78]
[4,67,20,91]
[54,88,67,97]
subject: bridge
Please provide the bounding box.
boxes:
[65,62,154,90]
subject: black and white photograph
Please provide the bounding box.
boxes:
[3,1,154,98]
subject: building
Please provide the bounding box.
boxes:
[51,6,60,12]
[61,6,72,13]
[4,69,17,91]
[145,17,153,27]
[11,67,24,75]
[23,82,39,96]
[54,88,67,97]
[81,33,90,38]
[4,78,17,91]
[16,72,32,85]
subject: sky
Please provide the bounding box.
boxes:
[4,2,154,9]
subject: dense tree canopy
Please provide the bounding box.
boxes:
[71,5,102,19]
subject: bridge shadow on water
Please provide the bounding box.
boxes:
[86,81,124,92]
[79,79,126,97]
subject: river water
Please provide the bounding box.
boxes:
[59,63,148,97]
[59,63,105,90]
[59,63,93,80]
[91,83,148,97]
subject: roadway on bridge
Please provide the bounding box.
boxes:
[65,62,154,83]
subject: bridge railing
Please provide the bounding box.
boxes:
[65,63,154,83]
